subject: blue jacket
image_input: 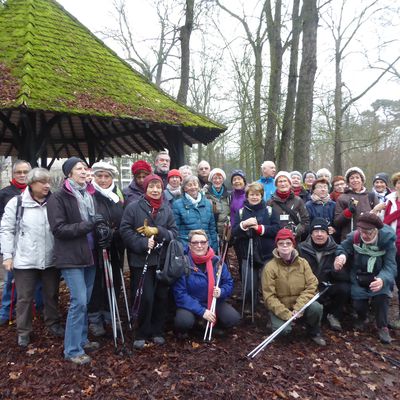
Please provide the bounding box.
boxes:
[257,176,276,202]
[336,225,397,300]
[172,194,218,252]
[305,199,336,226]
[173,256,234,317]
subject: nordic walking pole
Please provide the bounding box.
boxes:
[204,222,231,341]
[119,266,132,331]
[247,283,332,358]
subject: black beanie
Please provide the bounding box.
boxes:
[310,217,329,233]
[62,157,84,177]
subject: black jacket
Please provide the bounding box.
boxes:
[298,235,350,284]
[0,184,21,221]
[47,182,96,269]
[232,200,280,265]
[120,197,177,268]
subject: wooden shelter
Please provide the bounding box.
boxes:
[0,0,225,168]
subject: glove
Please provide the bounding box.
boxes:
[93,214,106,226]
[348,199,357,214]
[96,222,112,249]
[136,219,158,238]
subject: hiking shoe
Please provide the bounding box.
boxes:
[133,339,145,349]
[327,314,342,332]
[353,318,366,331]
[67,354,92,365]
[378,327,392,344]
[18,334,30,347]
[153,336,166,345]
[48,324,65,338]
[89,323,106,337]
[310,334,326,346]
[83,341,100,352]
[388,318,400,330]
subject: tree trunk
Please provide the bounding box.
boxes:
[277,0,301,170]
[177,0,194,104]
[333,43,343,176]
[263,0,283,163]
[293,0,318,172]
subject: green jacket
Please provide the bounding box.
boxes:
[262,249,318,320]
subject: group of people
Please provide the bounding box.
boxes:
[0,154,398,365]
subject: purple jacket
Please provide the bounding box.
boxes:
[123,180,144,206]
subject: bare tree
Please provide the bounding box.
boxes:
[293,0,318,172]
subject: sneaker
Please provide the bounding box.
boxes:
[378,327,392,344]
[67,354,92,365]
[327,314,342,332]
[310,334,326,346]
[18,334,30,347]
[48,324,65,338]
[89,323,106,337]
[388,319,400,330]
[153,336,166,345]
[353,318,366,331]
[133,339,145,349]
[83,341,100,352]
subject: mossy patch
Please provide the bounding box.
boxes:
[0,62,20,105]
[0,0,225,130]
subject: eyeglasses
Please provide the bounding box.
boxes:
[14,170,29,175]
[277,241,293,247]
[359,228,377,235]
[190,240,208,246]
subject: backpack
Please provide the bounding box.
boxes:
[157,239,190,285]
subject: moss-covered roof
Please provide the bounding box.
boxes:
[0,0,224,131]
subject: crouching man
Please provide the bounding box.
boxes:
[262,229,326,346]
[334,213,397,344]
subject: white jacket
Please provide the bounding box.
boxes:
[0,189,55,269]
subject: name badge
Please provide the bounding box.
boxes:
[280,214,289,221]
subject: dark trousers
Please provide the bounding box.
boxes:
[241,259,263,306]
[88,250,122,323]
[174,302,240,333]
[353,294,389,328]
[130,265,169,339]
[14,268,60,336]
[319,281,351,319]
[396,254,400,314]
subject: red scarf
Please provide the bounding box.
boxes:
[276,190,291,200]
[191,247,216,310]
[144,194,162,217]
[292,187,302,197]
[11,179,27,190]
[384,200,400,225]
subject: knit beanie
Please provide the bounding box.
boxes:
[167,169,182,181]
[290,171,303,182]
[208,168,226,182]
[316,168,332,182]
[303,170,317,182]
[345,167,366,183]
[143,174,164,192]
[310,217,329,233]
[92,161,118,178]
[275,228,296,246]
[372,172,389,187]
[231,169,246,184]
[131,160,152,175]
[62,157,84,177]
[274,171,292,186]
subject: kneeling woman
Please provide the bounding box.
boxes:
[262,229,326,346]
[173,230,240,335]
[120,174,177,349]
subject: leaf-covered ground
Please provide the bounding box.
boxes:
[1,254,399,400]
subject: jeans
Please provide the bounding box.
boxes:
[0,270,43,322]
[62,265,96,359]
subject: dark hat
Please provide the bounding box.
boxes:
[373,172,389,187]
[310,218,329,233]
[357,212,384,230]
[62,157,84,177]
[131,160,152,175]
[275,228,296,246]
[143,174,164,192]
[231,169,246,183]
